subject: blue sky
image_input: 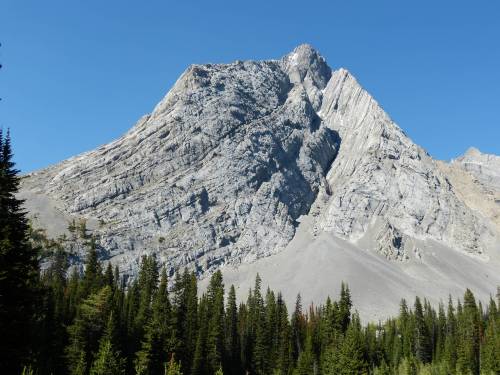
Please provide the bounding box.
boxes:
[1,1,499,172]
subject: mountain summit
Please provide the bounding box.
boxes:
[20,45,500,318]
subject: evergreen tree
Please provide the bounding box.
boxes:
[414,297,431,363]
[481,308,500,374]
[251,274,268,375]
[173,269,198,371]
[206,270,225,374]
[456,289,480,375]
[0,130,40,373]
[337,313,367,375]
[66,286,113,375]
[90,312,125,375]
[134,265,170,375]
[373,359,391,375]
[295,332,315,375]
[81,240,103,298]
[339,282,352,334]
[291,293,305,362]
[225,285,240,375]
[191,294,209,375]
[275,292,292,375]
[165,356,183,375]
[443,296,457,373]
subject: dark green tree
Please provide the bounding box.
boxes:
[90,312,125,375]
[339,282,352,334]
[0,130,40,373]
[225,285,240,375]
[206,270,225,374]
[413,297,431,363]
[456,289,480,375]
[66,286,113,375]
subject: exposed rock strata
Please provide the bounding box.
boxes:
[19,44,499,279]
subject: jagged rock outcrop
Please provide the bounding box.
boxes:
[21,45,340,275]
[438,148,500,235]
[313,69,495,259]
[453,147,500,191]
[20,44,499,280]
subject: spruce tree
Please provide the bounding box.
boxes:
[275,292,292,375]
[339,282,352,334]
[251,274,267,375]
[295,332,315,375]
[206,270,225,374]
[173,269,198,371]
[456,289,480,375]
[165,356,183,375]
[481,308,500,374]
[225,285,240,375]
[135,275,171,375]
[66,286,113,375]
[291,293,305,361]
[0,131,40,373]
[414,297,431,363]
[191,294,209,375]
[337,313,367,375]
[90,312,125,375]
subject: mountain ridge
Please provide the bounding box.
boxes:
[19,45,500,318]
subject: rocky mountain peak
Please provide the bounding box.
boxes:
[452,147,500,191]
[19,45,499,284]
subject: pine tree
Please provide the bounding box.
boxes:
[0,131,40,373]
[173,269,198,371]
[225,285,240,375]
[275,292,292,375]
[291,293,305,362]
[374,359,391,375]
[443,296,457,374]
[38,248,69,375]
[480,305,500,375]
[134,264,170,375]
[456,289,480,375]
[251,274,268,375]
[66,286,113,375]
[337,313,367,375]
[191,294,209,375]
[81,240,103,298]
[165,355,183,375]
[295,332,316,375]
[414,297,431,363]
[399,299,413,359]
[339,282,352,334]
[206,270,225,374]
[104,263,114,288]
[134,315,166,375]
[90,312,125,375]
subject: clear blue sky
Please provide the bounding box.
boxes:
[1,1,499,172]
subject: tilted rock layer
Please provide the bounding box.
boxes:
[20,45,499,280]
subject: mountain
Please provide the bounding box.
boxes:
[20,44,500,319]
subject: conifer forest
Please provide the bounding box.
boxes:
[1,133,500,375]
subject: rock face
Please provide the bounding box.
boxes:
[21,45,340,275]
[20,44,499,282]
[453,147,500,191]
[312,70,495,259]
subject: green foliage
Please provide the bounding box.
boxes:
[4,133,498,375]
[32,244,500,375]
[90,339,125,375]
[165,356,183,375]
[0,131,40,374]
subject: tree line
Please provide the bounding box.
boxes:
[1,131,499,375]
